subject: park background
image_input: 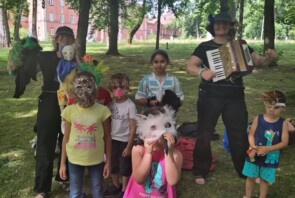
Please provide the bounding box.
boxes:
[0,40,295,197]
[1,0,295,197]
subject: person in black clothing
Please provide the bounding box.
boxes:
[186,12,277,185]
[34,26,79,198]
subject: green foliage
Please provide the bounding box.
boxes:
[1,40,295,197]
[9,28,29,41]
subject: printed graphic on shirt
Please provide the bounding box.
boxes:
[73,115,97,150]
[144,161,167,196]
[111,107,127,121]
[264,129,280,164]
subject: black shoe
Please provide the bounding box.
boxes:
[103,184,122,197]
[211,133,220,141]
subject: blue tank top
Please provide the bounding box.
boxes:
[249,115,284,168]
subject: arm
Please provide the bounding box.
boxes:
[251,49,277,67]
[122,118,137,157]
[186,55,216,81]
[131,143,154,184]
[102,116,112,178]
[257,121,289,155]
[59,121,71,180]
[163,133,183,186]
[248,116,258,148]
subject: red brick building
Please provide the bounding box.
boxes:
[21,0,179,42]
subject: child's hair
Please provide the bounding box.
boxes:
[72,71,97,107]
[109,73,130,91]
[143,106,166,117]
[261,90,286,105]
[150,49,170,64]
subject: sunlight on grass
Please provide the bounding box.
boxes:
[13,110,37,118]
[0,150,25,168]
[173,71,187,74]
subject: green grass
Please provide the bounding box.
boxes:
[0,40,295,198]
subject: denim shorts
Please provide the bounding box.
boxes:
[242,161,276,184]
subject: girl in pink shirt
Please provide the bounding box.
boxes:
[124,106,183,198]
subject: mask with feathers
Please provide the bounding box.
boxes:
[136,105,177,143]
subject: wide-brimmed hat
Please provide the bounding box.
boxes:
[55,26,74,37]
[214,12,233,23]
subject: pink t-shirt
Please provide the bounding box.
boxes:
[123,149,176,198]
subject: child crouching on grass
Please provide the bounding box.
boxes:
[242,90,289,198]
[59,71,112,198]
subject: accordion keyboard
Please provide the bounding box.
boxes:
[206,48,226,82]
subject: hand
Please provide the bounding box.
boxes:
[249,150,256,158]
[265,49,277,62]
[103,162,111,178]
[122,147,132,157]
[144,140,156,154]
[59,163,67,181]
[257,146,270,156]
[201,69,216,81]
[149,99,159,107]
[162,132,176,151]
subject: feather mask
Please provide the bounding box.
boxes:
[136,105,177,143]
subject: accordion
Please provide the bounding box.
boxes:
[206,40,254,82]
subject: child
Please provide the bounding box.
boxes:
[59,71,112,198]
[123,106,183,197]
[242,90,289,198]
[135,49,184,111]
[104,73,137,198]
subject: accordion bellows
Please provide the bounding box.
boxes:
[206,40,254,82]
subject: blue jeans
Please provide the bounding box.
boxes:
[68,161,104,198]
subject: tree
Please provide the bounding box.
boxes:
[76,0,92,57]
[263,0,275,55]
[237,0,245,39]
[0,7,10,47]
[31,0,37,38]
[155,0,162,49]
[121,0,150,44]
[106,0,120,55]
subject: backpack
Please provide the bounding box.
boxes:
[175,137,217,171]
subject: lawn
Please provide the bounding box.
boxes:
[0,40,295,198]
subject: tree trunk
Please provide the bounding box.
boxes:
[127,0,146,44]
[77,0,92,57]
[32,0,38,39]
[238,0,244,39]
[14,4,22,41]
[0,8,10,47]
[155,0,162,49]
[263,0,275,66]
[220,0,229,13]
[106,0,120,56]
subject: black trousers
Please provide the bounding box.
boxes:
[192,96,249,178]
[34,92,67,193]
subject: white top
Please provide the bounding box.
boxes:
[109,98,137,142]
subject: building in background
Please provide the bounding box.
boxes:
[21,0,179,42]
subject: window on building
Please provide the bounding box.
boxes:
[60,0,64,6]
[60,14,64,23]
[49,0,53,6]
[50,28,54,36]
[70,15,74,24]
[49,13,54,21]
